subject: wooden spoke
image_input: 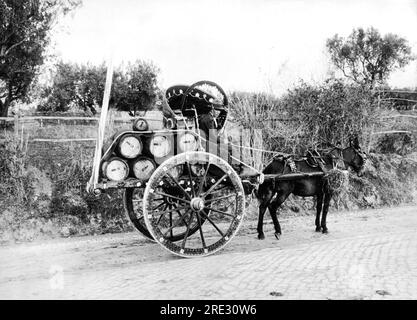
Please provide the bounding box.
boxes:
[186,161,196,197]
[156,203,169,224]
[169,206,173,238]
[207,185,231,196]
[205,206,236,218]
[180,213,195,249]
[164,172,192,200]
[202,173,229,198]
[155,192,191,204]
[200,210,225,237]
[163,209,192,237]
[196,211,207,249]
[198,162,211,195]
[171,203,189,227]
[152,201,166,211]
[155,205,190,219]
[204,193,236,204]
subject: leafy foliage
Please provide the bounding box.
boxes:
[38,59,160,114]
[111,61,160,112]
[281,79,384,152]
[0,0,80,116]
[0,133,31,203]
[38,61,105,114]
[326,27,415,88]
[229,79,388,156]
[375,132,416,156]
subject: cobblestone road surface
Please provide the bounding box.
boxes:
[0,205,416,299]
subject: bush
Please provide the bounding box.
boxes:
[0,135,132,244]
[374,131,416,156]
[228,79,392,159]
[228,80,417,216]
[327,153,417,209]
[0,134,33,204]
[279,79,387,152]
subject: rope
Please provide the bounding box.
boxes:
[197,132,290,176]
[199,133,285,157]
[227,141,286,155]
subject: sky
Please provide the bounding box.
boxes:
[53,0,417,94]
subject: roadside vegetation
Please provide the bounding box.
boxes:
[1,80,416,244]
[1,4,416,244]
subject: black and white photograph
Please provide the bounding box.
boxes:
[0,0,417,305]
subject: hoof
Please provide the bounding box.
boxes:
[274,232,281,240]
[322,228,329,234]
[258,233,265,240]
[315,226,322,232]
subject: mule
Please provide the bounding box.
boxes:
[256,139,367,240]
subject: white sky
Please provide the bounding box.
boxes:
[53,0,417,94]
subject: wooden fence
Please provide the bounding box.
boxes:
[0,115,131,143]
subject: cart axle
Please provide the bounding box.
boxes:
[190,197,205,211]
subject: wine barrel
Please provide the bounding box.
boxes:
[130,156,157,181]
[133,110,164,131]
[147,134,172,158]
[101,157,129,181]
[178,131,198,152]
[116,134,143,159]
[133,118,149,131]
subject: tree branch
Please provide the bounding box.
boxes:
[2,38,26,57]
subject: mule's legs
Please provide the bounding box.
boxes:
[268,191,290,239]
[268,199,282,239]
[321,192,332,234]
[257,203,268,240]
[315,193,324,232]
[256,180,276,240]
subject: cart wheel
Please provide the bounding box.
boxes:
[143,151,245,257]
[124,187,207,242]
[124,188,153,240]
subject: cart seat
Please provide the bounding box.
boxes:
[166,85,218,116]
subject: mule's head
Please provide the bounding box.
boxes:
[342,137,367,176]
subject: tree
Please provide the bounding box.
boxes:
[278,79,387,153]
[38,59,160,114]
[0,0,80,117]
[326,27,415,88]
[112,60,160,112]
[38,61,106,114]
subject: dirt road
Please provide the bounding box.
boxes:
[0,205,416,299]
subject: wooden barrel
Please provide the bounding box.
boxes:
[133,110,164,131]
[101,157,129,181]
[116,134,143,159]
[133,118,149,131]
[147,134,172,158]
[130,156,157,181]
[178,131,198,152]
